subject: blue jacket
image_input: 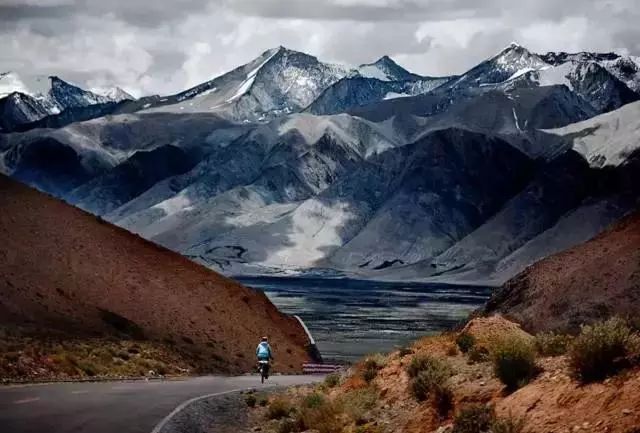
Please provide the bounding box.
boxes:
[256,341,273,360]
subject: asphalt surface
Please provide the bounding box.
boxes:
[0,375,322,433]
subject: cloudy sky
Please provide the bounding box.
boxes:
[2,0,639,97]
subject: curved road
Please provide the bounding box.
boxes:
[0,375,321,433]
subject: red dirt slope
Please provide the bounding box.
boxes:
[0,175,311,374]
[485,210,640,333]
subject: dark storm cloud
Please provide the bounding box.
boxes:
[225,0,480,22]
[0,3,75,21]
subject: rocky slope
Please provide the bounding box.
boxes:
[484,210,640,333]
[247,315,640,433]
[0,174,313,376]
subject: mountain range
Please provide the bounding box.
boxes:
[1,43,639,285]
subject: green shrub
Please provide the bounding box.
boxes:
[266,397,293,420]
[456,333,476,353]
[492,413,525,433]
[78,361,99,376]
[324,372,341,388]
[302,392,325,409]
[406,355,453,413]
[296,400,343,433]
[452,404,494,433]
[362,355,385,383]
[491,336,537,390]
[467,346,490,364]
[258,395,269,407]
[245,394,257,408]
[340,387,378,424]
[410,369,453,408]
[362,367,377,383]
[569,317,638,382]
[406,354,452,379]
[277,419,299,433]
[535,332,572,356]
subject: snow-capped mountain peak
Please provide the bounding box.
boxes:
[92,86,135,102]
[143,46,349,121]
[491,42,546,69]
[353,55,416,82]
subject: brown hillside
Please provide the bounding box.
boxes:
[0,175,311,376]
[246,316,640,433]
[485,210,640,333]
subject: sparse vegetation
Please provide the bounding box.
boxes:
[245,393,257,407]
[302,392,325,409]
[407,354,452,379]
[266,397,294,420]
[467,346,490,364]
[258,394,269,407]
[452,404,494,433]
[492,413,526,433]
[453,405,525,433]
[277,419,298,433]
[339,387,378,424]
[362,354,386,383]
[296,399,344,433]
[569,317,640,382]
[491,336,537,390]
[406,354,453,415]
[456,333,476,353]
[324,372,341,388]
[0,326,204,381]
[535,332,572,356]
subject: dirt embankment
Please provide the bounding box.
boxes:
[484,210,640,333]
[248,315,640,433]
[0,175,312,381]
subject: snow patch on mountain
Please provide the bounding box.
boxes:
[547,100,640,167]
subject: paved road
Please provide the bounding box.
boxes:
[0,375,322,433]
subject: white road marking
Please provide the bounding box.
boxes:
[13,397,40,404]
[150,388,248,433]
[71,390,89,394]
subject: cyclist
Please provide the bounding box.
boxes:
[256,336,273,379]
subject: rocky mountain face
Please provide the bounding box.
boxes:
[1,44,639,284]
[0,73,133,131]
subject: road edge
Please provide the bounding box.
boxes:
[150,388,245,433]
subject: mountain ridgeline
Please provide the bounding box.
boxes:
[1,43,640,285]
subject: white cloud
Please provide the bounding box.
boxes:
[1,0,639,96]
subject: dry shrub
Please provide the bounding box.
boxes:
[266,397,294,420]
[569,317,640,382]
[339,387,378,424]
[456,333,476,353]
[245,393,256,408]
[361,354,385,383]
[467,346,490,364]
[406,354,454,415]
[324,372,341,388]
[452,404,493,433]
[492,413,525,433]
[491,336,537,390]
[296,399,344,433]
[535,332,572,356]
